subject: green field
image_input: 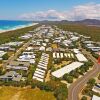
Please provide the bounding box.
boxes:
[57,24,100,42]
[0,86,56,100]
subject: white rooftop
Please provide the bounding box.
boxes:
[52,62,84,78]
[76,53,88,62]
[36,68,45,73]
[0,51,7,58]
[92,95,100,100]
[39,46,45,51]
[73,49,80,54]
[33,76,43,82]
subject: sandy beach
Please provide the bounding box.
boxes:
[0,23,38,33]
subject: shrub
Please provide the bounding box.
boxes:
[81,96,87,100]
[54,85,68,100]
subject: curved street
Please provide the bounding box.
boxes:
[68,50,100,100]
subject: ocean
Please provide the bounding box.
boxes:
[0,20,33,31]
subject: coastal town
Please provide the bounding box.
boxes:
[0,24,100,100]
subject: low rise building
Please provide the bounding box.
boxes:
[92,84,100,94]
[0,71,22,82]
[92,95,100,100]
[52,62,84,78]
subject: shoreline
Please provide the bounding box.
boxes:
[0,23,38,33]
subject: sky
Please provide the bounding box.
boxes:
[0,0,100,21]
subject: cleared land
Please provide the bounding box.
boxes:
[0,86,56,100]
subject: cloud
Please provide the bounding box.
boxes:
[20,10,67,21]
[71,3,100,20]
[20,3,100,21]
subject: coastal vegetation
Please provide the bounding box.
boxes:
[2,53,9,60]
[0,75,68,100]
[0,25,39,45]
[57,24,100,42]
[63,60,93,83]
[82,78,96,97]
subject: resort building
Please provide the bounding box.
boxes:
[0,71,22,82]
[52,62,84,78]
[33,53,49,82]
[92,95,100,100]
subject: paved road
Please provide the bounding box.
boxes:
[68,50,100,100]
[3,40,31,68]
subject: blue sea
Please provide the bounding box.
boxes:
[0,20,33,30]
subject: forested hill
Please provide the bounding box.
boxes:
[36,19,100,26]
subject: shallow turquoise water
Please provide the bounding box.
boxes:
[0,20,32,30]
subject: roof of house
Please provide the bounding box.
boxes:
[52,62,84,78]
[92,84,100,93]
[9,61,30,67]
[73,49,80,54]
[92,95,100,100]
[76,53,88,62]
[0,71,22,81]
[0,51,7,57]
[39,46,45,51]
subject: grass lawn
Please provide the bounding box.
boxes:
[54,61,71,68]
[0,86,56,100]
[51,43,58,49]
